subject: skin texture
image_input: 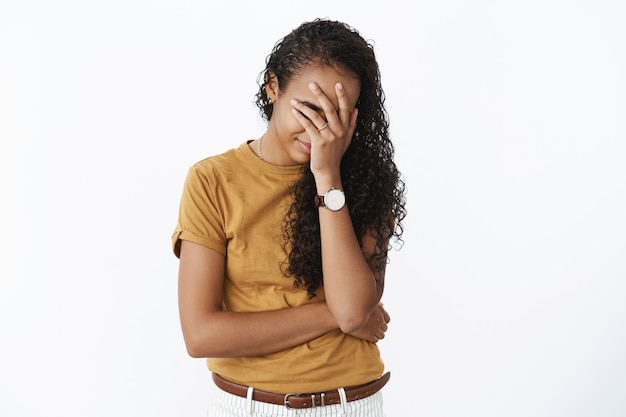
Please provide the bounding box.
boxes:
[255,19,406,302]
[178,64,391,358]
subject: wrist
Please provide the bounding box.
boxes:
[313,171,341,195]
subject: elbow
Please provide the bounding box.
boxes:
[336,313,370,334]
[183,329,229,358]
[185,344,205,359]
[182,330,217,358]
[331,295,380,334]
[184,336,207,358]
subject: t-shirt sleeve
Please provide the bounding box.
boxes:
[171,163,227,258]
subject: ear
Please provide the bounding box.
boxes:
[265,73,279,102]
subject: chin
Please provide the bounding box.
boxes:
[294,155,311,165]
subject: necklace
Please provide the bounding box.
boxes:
[257,135,264,160]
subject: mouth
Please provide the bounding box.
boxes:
[296,138,312,153]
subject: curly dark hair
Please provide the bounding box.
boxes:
[254,19,407,298]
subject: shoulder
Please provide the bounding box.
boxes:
[192,144,244,169]
[187,142,252,179]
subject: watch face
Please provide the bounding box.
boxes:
[325,188,346,211]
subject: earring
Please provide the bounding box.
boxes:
[268,97,273,104]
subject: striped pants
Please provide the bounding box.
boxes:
[206,384,386,417]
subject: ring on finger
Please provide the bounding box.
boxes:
[317,122,328,132]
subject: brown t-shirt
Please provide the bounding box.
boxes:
[172,141,384,393]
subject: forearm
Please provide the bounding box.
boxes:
[316,179,381,333]
[182,301,337,358]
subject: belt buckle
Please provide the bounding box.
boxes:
[284,392,325,409]
[283,393,301,409]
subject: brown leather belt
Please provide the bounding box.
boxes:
[212,371,390,409]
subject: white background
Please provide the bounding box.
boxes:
[1,1,625,416]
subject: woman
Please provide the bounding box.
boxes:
[172,18,406,417]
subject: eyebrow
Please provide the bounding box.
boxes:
[302,100,341,114]
[301,101,323,112]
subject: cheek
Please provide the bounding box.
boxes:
[274,104,305,132]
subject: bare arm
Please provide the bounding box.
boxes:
[291,81,386,333]
[178,240,338,358]
[316,200,385,333]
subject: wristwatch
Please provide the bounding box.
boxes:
[314,187,346,211]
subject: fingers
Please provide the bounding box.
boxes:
[383,307,391,324]
[335,82,352,126]
[372,326,386,343]
[290,106,320,132]
[347,303,391,344]
[308,82,342,127]
[290,82,356,136]
[376,302,391,323]
[290,106,329,137]
[374,305,389,343]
